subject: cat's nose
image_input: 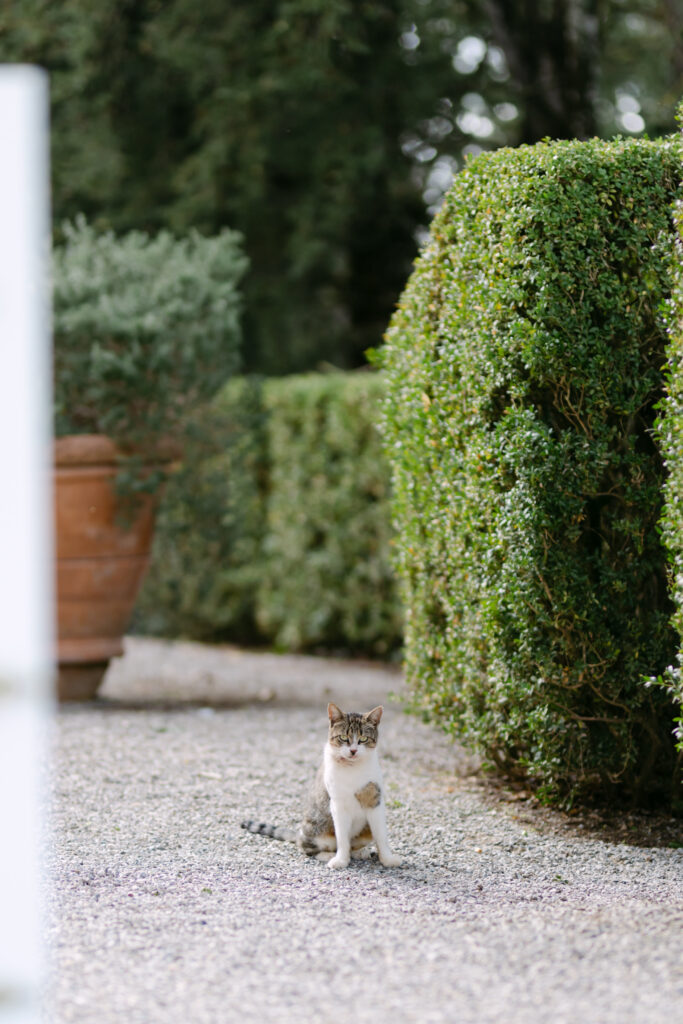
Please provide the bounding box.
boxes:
[349,747,358,756]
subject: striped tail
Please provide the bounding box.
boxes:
[241,820,298,844]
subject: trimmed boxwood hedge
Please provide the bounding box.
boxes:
[257,373,402,654]
[134,372,402,656]
[656,143,683,762]
[378,136,682,805]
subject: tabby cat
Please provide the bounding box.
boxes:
[242,702,401,869]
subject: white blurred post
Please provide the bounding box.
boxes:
[0,67,53,1024]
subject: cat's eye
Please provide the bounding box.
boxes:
[359,736,369,743]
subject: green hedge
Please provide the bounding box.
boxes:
[378,136,682,805]
[656,133,683,760]
[256,373,402,654]
[135,372,402,656]
[134,377,267,642]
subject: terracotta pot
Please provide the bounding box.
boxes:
[55,434,158,701]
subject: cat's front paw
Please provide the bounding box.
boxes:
[327,854,350,870]
[378,852,403,868]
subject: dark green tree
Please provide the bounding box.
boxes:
[1,0,681,373]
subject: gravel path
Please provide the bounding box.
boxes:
[48,638,683,1024]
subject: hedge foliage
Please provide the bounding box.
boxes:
[134,377,268,643]
[656,131,683,758]
[135,372,402,656]
[378,136,682,805]
[256,374,402,654]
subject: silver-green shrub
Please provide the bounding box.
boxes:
[53,217,247,459]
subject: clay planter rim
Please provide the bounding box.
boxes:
[54,432,181,469]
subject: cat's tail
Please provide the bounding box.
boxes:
[241,820,298,844]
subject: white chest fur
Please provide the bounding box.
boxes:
[324,744,382,822]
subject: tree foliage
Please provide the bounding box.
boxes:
[2,0,681,373]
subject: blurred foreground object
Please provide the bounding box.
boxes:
[0,67,53,1023]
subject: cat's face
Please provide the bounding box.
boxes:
[327,703,382,765]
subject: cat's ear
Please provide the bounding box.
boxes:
[365,706,383,726]
[328,703,344,724]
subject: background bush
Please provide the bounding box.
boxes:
[53,217,247,452]
[135,372,402,657]
[256,373,402,655]
[378,136,682,806]
[133,377,267,642]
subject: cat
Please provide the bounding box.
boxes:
[241,702,402,869]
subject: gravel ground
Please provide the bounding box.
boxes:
[47,637,683,1024]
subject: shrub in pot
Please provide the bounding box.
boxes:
[52,217,247,699]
